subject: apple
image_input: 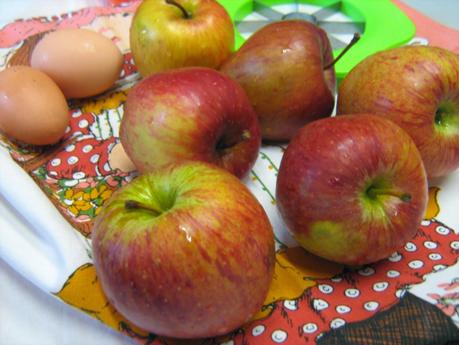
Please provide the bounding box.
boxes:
[120,67,261,179]
[92,161,275,338]
[337,45,459,179]
[130,0,234,77]
[275,114,428,266]
[220,20,359,142]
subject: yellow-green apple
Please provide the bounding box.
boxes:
[220,20,359,142]
[275,115,428,266]
[92,161,275,338]
[130,0,234,77]
[338,45,459,179]
[120,67,261,179]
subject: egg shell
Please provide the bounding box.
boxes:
[108,143,136,173]
[31,28,123,99]
[0,66,70,146]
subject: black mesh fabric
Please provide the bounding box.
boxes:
[318,292,459,345]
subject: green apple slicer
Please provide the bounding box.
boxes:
[217,0,416,80]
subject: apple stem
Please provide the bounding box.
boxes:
[165,0,191,19]
[367,188,412,203]
[125,200,162,216]
[323,33,361,70]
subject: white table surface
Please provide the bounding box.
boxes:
[1,1,458,345]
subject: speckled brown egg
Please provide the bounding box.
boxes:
[31,28,123,99]
[0,66,69,146]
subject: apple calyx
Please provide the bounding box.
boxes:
[323,33,361,70]
[125,200,162,216]
[242,129,251,140]
[216,130,251,152]
[165,0,191,19]
[366,186,412,203]
[434,100,459,136]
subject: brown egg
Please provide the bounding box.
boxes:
[0,66,69,146]
[108,142,136,172]
[31,28,123,99]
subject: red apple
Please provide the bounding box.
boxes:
[220,20,359,142]
[337,45,459,179]
[130,0,234,77]
[92,161,275,338]
[120,67,261,179]
[276,115,428,265]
